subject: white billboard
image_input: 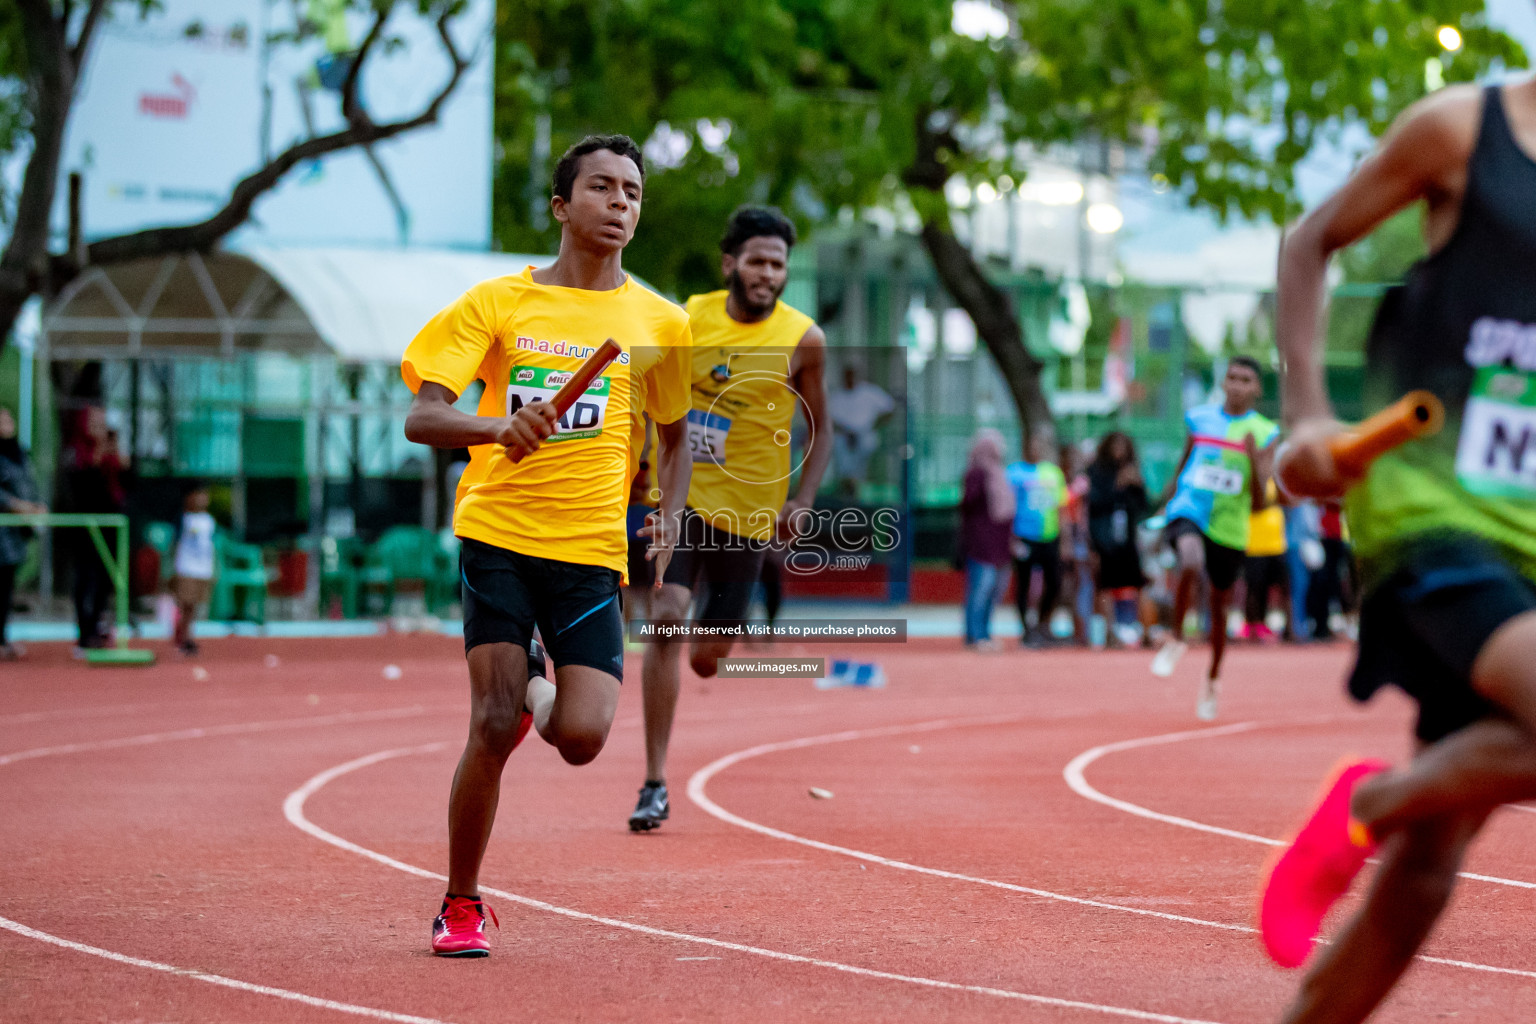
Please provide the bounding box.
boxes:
[59,0,491,250]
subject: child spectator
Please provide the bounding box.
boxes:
[171,483,215,656]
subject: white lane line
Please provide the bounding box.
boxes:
[0,914,453,1024]
[0,706,444,767]
[286,743,1230,1024]
[1063,721,1536,891]
[688,715,1536,983]
[687,714,1252,933]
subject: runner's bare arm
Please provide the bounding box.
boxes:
[640,416,693,584]
[784,325,831,535]
[1277,86,1481,427]
[1158,436,1195,510]
[404,381,557,456]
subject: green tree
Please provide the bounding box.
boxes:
[494,0,1521,437]
[0,0,479,350]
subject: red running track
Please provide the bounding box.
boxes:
[2,635,1534,1023]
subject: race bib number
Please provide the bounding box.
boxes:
[687,408,732,465]
[1456,368,1536,498]
[1188,461,1243,496]
[506,367,611,443]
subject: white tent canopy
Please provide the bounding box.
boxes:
[40,246,559,362]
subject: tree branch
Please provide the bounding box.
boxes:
[3,0,71,286]
[78,8,471,269]
[69,0,111,72]
[340,6,391,127]
[918,218,1053,438]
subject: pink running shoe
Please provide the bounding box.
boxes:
[1260,759,1389,968]
[432,895,499,957]
[511,709,533,752]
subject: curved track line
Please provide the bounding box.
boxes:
[287,743,1229,1024]
[0,914,453,1024]
[689,715,1536,983]
[687,714,1252,933]
[1063,721,1536,891]
[0,706,445,767]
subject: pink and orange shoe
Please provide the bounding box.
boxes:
[432,895,499,957]
[1259,759,1389,968]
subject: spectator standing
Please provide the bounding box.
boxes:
[58,407,126,652]
[171,483,215,656]
[1008,431,1068,647]
[1086,431,1149,647]
[1306,502,1357,640]
[958,429,1015,648]
[828,365,895,499]
[0,406,45,660]
[1242,480,1290,641]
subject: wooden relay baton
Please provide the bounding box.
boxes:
[510,338,622,464]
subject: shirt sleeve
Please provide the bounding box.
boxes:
[401,283,498,397]
[643,317,693,425]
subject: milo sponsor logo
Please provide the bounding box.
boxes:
[505,365,613,444]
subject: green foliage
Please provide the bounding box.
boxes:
[1338,206,1427,282]
[494,1,1522,298]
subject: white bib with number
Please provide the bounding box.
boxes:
[1188,461,1243,496]
[505,367,611,443]
[1456,368,1536,498]
[687,408,732,465]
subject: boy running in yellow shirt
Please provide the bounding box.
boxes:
[626,207,830,831]
[401,135,692,956]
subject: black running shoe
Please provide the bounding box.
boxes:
[628,780,669,832]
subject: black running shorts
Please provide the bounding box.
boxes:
[460,538,624,682]
[1349,534,1535,743]
[1164,516,1246,592]
[631,508,768,624]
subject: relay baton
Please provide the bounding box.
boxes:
[509,338,622,463]
[1327,390,1445,477]
[1276,390,1444,496]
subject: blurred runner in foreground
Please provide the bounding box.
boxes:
[1262,80,1536,1023]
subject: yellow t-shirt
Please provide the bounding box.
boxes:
[683,291,816,541]
[1247,482,1287,557]
[401,268,692,579]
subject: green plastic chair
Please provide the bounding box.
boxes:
[366,526,445,615]
[431,530,461,613]
[319,536,366,618]
[210,533,270,624]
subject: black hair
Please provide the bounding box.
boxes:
[1093,429,1138,470]
[184,478,210,496]
[1228,355,1263,378]
[552,134,644,202]
[719,206,796,256]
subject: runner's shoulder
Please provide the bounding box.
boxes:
[628,279,692,335]
[684,290,727,317]
[1385,84,1483,161]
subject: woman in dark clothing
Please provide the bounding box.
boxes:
[58,406,125,651]
[1086,431,1149,646]
[0,406,46,659]
[959,429,1016,647]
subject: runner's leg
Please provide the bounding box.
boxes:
[1278,809,1487,1024]
[448,642,530,896]
[640,583,691,781]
